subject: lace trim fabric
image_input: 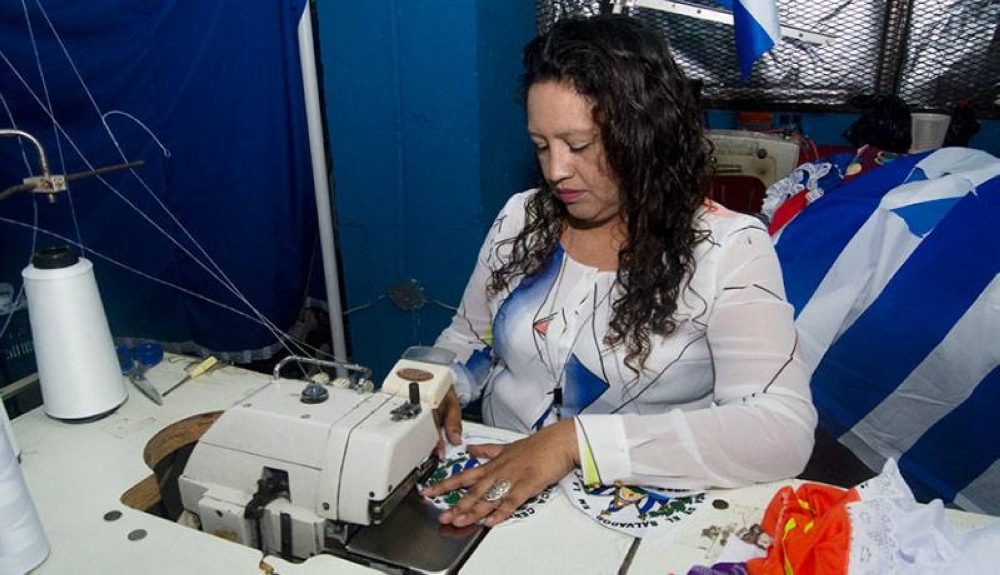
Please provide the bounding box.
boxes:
[761,161,834,221]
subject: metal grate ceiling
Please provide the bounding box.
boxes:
[898,0,1000,113]
[536,0,1000,118]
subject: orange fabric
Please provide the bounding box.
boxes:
[746,483,861,575]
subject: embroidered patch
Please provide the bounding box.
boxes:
[560,470,707,538]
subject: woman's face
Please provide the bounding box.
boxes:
[527,81,621,228]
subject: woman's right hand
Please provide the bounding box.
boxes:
[434,386,464,454]
[422,418,579,527]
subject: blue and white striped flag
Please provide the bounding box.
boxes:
[714,0,781,80]
[775,148,1000,514]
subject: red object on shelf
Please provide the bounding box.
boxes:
[736,111,774,132]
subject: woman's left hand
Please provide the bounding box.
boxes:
[421,418,579,527]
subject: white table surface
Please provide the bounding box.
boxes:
[10,356,998,575]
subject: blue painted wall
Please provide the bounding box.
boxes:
[316,0,536,380]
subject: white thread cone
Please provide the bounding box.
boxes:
[0,423,49,574]
[0,406,16,460]
[22,256,126,420]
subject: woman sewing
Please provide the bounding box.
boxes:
[424,15,817,528]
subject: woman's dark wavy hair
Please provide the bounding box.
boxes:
[489,15,711,373]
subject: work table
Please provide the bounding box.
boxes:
[10,357,997,574]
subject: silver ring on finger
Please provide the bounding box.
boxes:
[482,478,512,503]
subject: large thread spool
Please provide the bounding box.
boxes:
[0,422,49,574]
[0,407,16,459]
[22,246,127,420]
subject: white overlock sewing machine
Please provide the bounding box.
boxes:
[707,129,800,187]
[177,346,483,574]
[707,129,801,213]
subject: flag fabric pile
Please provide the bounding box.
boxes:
[774,147,1000,515]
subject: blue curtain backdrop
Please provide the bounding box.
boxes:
[0,0,316,360]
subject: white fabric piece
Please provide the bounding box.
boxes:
[761,160,834,222]
[912,147,1000,181]
[848,460,1000,575]
[435,190,816,491]
[853,458,915,501]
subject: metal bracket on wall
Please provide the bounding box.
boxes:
[386,279,427,312]
[613,0,835,46]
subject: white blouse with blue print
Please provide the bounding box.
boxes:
[435,189,817,491]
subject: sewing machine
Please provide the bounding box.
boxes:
[176,348,482,573]
[708,130,800,186]
[707,130,801,213]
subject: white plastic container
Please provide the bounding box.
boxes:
[910,112,951,152]
[22,246,127,421]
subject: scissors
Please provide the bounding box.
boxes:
[116,343,165,405]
